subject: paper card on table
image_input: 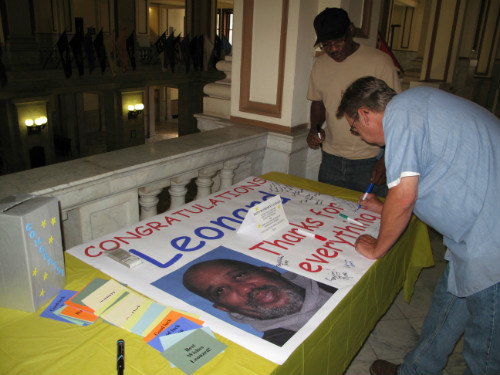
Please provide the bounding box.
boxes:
[100,291,149,328]
[144,310,204,343]
[162,328,227,375]
[160,326,216,352]
[161,316,202,336]
[139,307,172,337]
[161,327,218,369]
[99,290,130,319]
[147,316,202,352]
[65,278,108,313]
[121,298,153,332]
[81,278,127,315]
[53,306,92,326]
[59,305,99,323]
[130,302,167,336]
[40,290,79,324]
[237,194,289,240]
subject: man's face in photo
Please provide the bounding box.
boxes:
[184,261,305,320]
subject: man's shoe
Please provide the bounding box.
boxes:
[369,359,400,375]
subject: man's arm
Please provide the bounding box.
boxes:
[307,100,326,149]
[355,176,418,259]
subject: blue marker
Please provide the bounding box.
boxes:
[355,183,374,212]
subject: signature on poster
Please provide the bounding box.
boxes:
[344,260,355,268]
[324,270,353,282]
[276,255,289,267]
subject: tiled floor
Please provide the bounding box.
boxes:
[343,228,467,375]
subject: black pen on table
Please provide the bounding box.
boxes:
[117,339,125,375]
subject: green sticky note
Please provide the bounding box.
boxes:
[161,329,227,375]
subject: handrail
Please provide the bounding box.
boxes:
[0,124,270,248]
[0,124,268,209]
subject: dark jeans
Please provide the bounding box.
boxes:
[318,150,387,197]
[399,264,500,375]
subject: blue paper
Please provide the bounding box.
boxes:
[130,302,166,336]
[40,290,82,324]
[147,316,202,352]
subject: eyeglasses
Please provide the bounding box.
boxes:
[319,37,347,50]
[347,117,359,136]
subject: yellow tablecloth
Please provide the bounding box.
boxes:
[0,172,434,375]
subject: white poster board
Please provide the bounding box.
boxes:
[68,176,380,364]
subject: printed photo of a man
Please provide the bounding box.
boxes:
[152,246,336,346]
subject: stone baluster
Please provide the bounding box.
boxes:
[138,179,171,219]
[219,168,234,190]
[220,157,246,189]
[168,182,188,209]
[195,165,221,200]
[138,188,162,220]
[168,172,197,209]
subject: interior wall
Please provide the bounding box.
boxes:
[33,0,54,33]
[72,1,98,31]
[149,6,159,39]
[363,0,381,47]
[289,0,320,126]
[168,8,185,35]
[475,0,500,76]
[33,0,114,36]
[160,7,168,34]
[318,0,342,10]
[249,1,282,105]
[231,0,383,129]
[458,0,482,58]
[341,0,380,47]
[115,0,135,37]
[231,0,290,125]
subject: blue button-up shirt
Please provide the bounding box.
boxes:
[383,86,500,297]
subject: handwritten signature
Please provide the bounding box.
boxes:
[276,255,288,267]
[344,260,355,268]
[325,270,353,281]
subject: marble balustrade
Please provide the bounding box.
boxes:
[0,122,312,250]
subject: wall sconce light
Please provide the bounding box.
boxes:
[128,103,144,119]
[25,116,48,135]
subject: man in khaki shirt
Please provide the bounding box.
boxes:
[307,8,401,196]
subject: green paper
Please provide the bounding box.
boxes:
[162,329,227,375]
[65,278,108,312]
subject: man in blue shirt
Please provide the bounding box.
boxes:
[336,76,499,375]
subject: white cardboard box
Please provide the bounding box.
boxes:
[0,194,66,312]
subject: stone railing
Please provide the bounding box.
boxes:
[0,124,280,249]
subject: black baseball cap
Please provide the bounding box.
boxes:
[313,8,351,46]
